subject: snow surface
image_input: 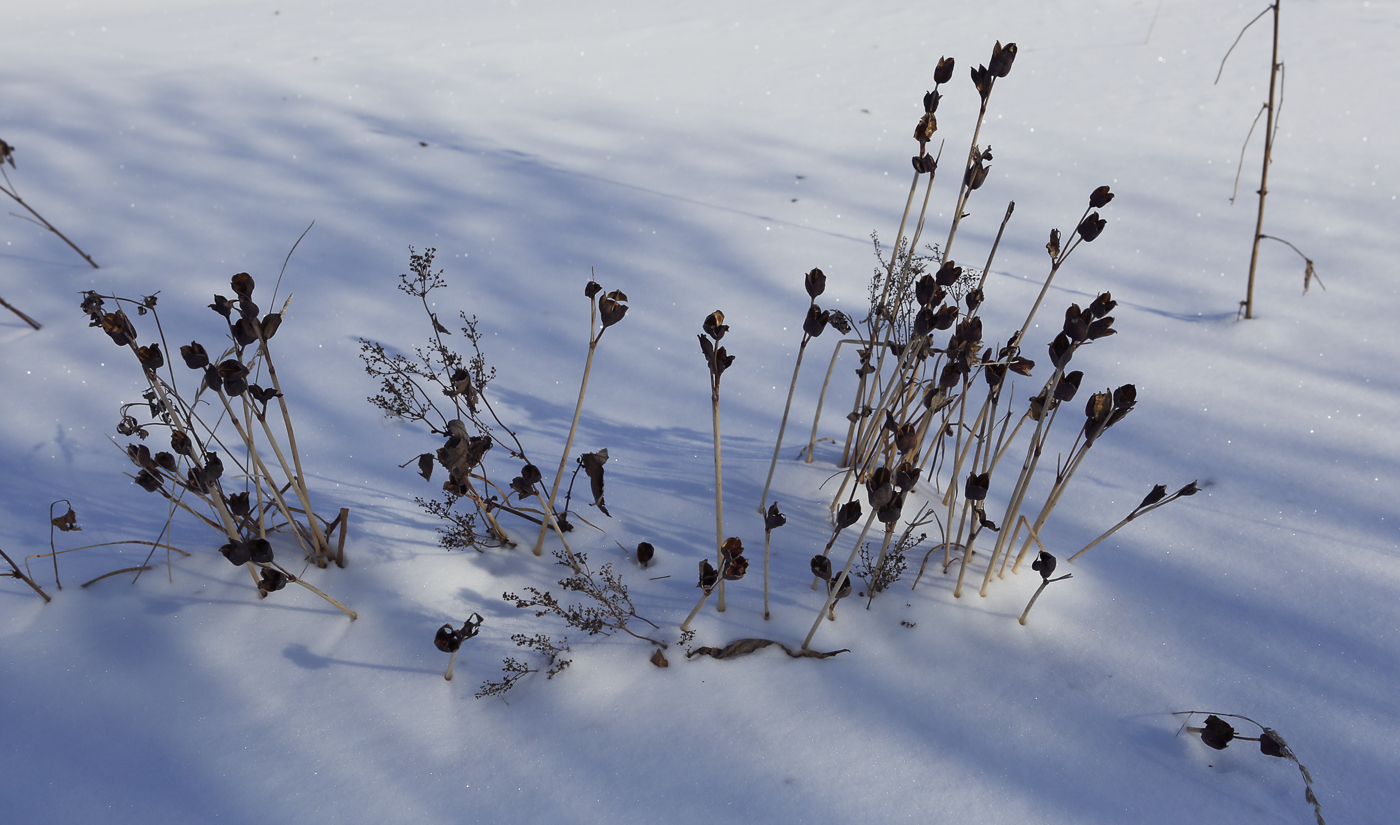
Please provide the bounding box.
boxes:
[3,1,1398,823]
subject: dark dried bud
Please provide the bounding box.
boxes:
[835,499,862,530]
[259,567,288,594]
[171,430,195,457]
[1063,304,1090,342]
[1088,185,1115,209]
[698,559,719,592]
[248,538,274,564]
[181,342,209,370]
[233,317,259,347]
[934,56,955,85]
[598,290,629,327]
[702,310,728,341]
[230,272,255,298]
[584,281,602,299]
[227,491,251,517]
[810,554,832,581]
[935,261,962,286]
[965,472,990,502]
[154,452,178,473]
[964,287,984,313]
[1031,550,1057,579]
[1076,212,1107,243]
[1139,484,1168,509]
[1200,715,1236,750]
[988,41,1017,78]
[220,541,252,566]
[1048,332,1074,369]
[922,89,941,114]
[134,469,162,492]
[435,623,463,653]
[1177,481,1200,497]
[764,502,787,532]
[137,343,164,374]
[803,304,830,338]
[804,267,826,298]
[971,64,992,100]
[932,304,959,331]
[1088,291,1117,318]
[1054,370,1084,403]
[636,542,655,567]
[209,295,235,318]
[1086,317,1116,340]
[260,313,282,340]
[866,467,895,511]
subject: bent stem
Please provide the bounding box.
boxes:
[1,544,51,602]
[1018,572,1071,625]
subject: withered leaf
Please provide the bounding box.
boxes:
[417,453,434,482]
[580,449,610,517]
[50,507,81,532]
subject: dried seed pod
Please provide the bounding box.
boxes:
[1176,481,1200,497]
[988,41,1017,78]
[180,342,209,370]
[201,452,224,483]
[636,542,655,567]
[1031,550,1057,580]
[1139,484,1169,509]
[220,540,252,566]
[154,452,178,473]
[922,88,941,113]
[133,469,162,492]
[1046,228,1062,259]
[971,64,992,100]
[702,310,728,341]
[230,272,255,298]
[810,554,832,581]
[935,261,962,286]
[932,304,959,331]
[259,567,288,594]
[1053,370,1084,403]
[803,304,830,338]
[248,538,274,564]
[1048,332,1074,369]
[829,310,852,334]
[1088,291,1117,318]
[227,491,251,518]
[1088,185,1115,208]
[965,472,990,502]
[835,499,862,530]
[434,623,463,653]
[934,56,955,85]
[208,295,235,318]
[1086,317,1116,340]
[259,313,282,340]
[1201,715,1236,750]
[584,281,602,299]
[1076,212,1107,243]
[598,290,629,327]
[698,559,719,592]
[804,267,827,299]
[764,502,787,532]
[866,467,895,511]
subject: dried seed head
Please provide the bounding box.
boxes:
[230,272,255,298]
[180,342,209,370]
[964,471,990,502]
[1088,291,1117,318]
[584,281,602,299]
[1048,332,1074,369]
[988,41,1017,78]
[1139,484,1169,509]
[698,559,719,592]
[1076,212,1107,243]
[935,261,962,286]
[1046,228,1062,259]
[803,304,831,338]
[636,542,655,566]
[922,89,941,114]
[1088,185,1115,208]
[702,310,728,341]
[1054,370,1084,403]
[835,499,863,530]
[934,56,955,85]
[1031,550,1057,579]
[764,502,787,532]
[598,290,629,327]
[259,567,288,594]
[810,554,832,581]
[1201,715,1236,750]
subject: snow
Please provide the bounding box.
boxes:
[3,1,1398,823]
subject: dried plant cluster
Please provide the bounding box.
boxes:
[77,275,355,618]
[360,248,623,565]
[1176,711,1326,824]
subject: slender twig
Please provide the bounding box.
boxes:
[0,166,99,268]
[0,295,41,329]
[1,544,51,602]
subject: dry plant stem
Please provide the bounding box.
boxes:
[0,169,99,268]
[529,482,579,572]
[1,545,51,602]
[1068,498,1177,563]
[1,295,41,329]
[805,339,863,463]
[1018,573,1071,625]
[1241,2,1281,320]
[763,531,773,620]
[942,97,994,262]
[534,302,602,556]
[759,332,811,511]
[444,648,460,681]
[679,586,715,632]
[802,510,880,650]
[987,370,1065,579]
[710,379,727,612]
[216,392,317,562]
[281,568,357,620]
[1010,443,1093,573]
[251,322,332,564]
[80,567,153,588]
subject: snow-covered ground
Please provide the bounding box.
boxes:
[3,2,1397,822]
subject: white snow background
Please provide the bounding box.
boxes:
[2,1,1398,823]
